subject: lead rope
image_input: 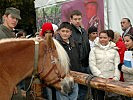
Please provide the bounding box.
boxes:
[26,75,35,92]
[86,74,95,100]
[26,40,39,99]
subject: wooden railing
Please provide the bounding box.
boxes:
[53,71,133,97]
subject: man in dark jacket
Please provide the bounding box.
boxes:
[70,10,91,100]
[70,10,91,73]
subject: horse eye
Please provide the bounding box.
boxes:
[57,58,60,62]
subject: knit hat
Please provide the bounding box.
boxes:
[40,22,54,36]
[88,26,97,34]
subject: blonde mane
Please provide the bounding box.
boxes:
[53,38,70,74]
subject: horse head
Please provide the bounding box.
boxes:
[38,34,74,94]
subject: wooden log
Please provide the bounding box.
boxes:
[70,71,133,97]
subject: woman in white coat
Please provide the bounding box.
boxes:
[89,30,120,100]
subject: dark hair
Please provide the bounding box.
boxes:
[124,34,133,41]
[70,10,82,18]
[106,29,114,40]
[123,18,131,23]
[99,30,114,41]
[99,30,109,37]
[58,22,72,31]
[88,26,97,34]
[16,30,26,38]
[123,18,132,26]
[4,12,10,16]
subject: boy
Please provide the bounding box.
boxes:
[55,22,81,100]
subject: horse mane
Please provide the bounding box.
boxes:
[53,38,70,74]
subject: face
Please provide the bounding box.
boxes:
[124,36,133,49]
[89,32,98,40]
[121,19,131,31]
[85,3,97,20]
[99,32,110,46]
[3,14,18,30]
[59,28,72,42]
[70,15,82,27]
[42,30,53,38]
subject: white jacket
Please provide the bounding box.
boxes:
[89,41,120,80]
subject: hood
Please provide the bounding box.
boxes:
[95,40,118,50]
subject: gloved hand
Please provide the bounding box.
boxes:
[118,63,123,71]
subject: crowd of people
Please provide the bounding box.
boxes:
[0,7,133,100]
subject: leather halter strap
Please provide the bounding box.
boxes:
[26,40,40,92]
[33,40,39,75]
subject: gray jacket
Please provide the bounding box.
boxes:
[0,24,15,39]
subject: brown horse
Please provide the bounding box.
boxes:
[0,35,72,100]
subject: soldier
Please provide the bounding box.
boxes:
[0,7,21,39]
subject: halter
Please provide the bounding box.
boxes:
[40,48,65,85]
[26,39,65,92]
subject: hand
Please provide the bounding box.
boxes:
[118,63,123,71]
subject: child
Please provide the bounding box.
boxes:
[55,22,81,100]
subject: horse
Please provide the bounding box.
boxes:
[0,35,73,100]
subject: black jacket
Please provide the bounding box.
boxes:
[71,24,90,67]
[55,34,82,72]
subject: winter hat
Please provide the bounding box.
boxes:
[88,26,97,34]
[40,22,54,36]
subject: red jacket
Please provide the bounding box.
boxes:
[116,37,127,82]
[116,37,127,63]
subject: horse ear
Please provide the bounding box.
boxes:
[45,34,56,49]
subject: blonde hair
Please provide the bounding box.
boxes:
[113,32,121,43]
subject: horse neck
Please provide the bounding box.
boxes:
[0,40,35,87]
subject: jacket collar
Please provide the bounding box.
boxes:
[95,40,118,50]
[55,33,75,47]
